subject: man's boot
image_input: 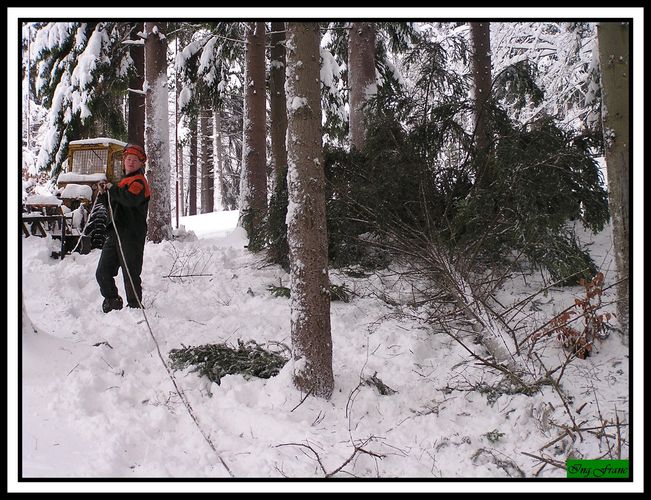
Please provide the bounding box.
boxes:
[102,296,123,313]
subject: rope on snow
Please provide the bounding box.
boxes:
[106,189,235,478]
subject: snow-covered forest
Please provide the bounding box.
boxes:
[10,7,642,493]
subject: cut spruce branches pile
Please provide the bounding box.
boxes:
[168,340,289,385]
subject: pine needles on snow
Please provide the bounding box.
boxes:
[168,340,289,385]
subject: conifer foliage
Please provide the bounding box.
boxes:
[324,60,609,284]
[29,22,133,177]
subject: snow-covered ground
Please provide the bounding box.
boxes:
[13,210,638,492]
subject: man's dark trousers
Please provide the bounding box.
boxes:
[96,229,145,307]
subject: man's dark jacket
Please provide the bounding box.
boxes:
[105,169,150,236]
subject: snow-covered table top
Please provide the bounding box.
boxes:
[57,172,107,184]
[24,195,62,206]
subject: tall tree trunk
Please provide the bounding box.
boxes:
[189,116,198,216]
[270,21,288,194]
[269,21,290,268]
[470,21,493,188]
[215,110,227,210]
[128,23,145,146]
[174,32,181,226]
[238,21,267,238]
[285,22,334,399]
[348,22,376,151]
[598,22,630,336]
[229,134,242,211]
[174,30,189,217]
[200,107,214,214]
[179,139,185,217]
[144,21,172,243]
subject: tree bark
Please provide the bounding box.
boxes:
[174,36,181,225]
[598,22,630,335]
[348,22,376,151]
[144,21,172,243]
[200,107,214,214]
[228,132,242,211]
[128,23,145,146]
[178,139,184,217]
[270,21,289,195]
[215,110,227,210]
[470,22,493,188]
[189,115,198,216]
[238,21,267,237]
[285,22,334,399]
[269,21,290,267]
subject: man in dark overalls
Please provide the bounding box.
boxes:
[95,143,150,312]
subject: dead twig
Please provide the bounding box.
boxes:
[66,363,80,377]
[539,430,570,451]
[163,273,212,278]
[290,386,314,412]
[615,409,623,460]
[276,442,328,475]
[534,353,583,441]
[324,439,385,478]
[443,326,537,395]
[93,341,113,349]
[275,437,385,478]
[521,451,565,470]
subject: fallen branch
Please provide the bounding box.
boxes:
[521,451,565,470]
[534,353,583,440]
[539,430,570,451]
[163,273,212,279]
[276,437,385,478]
[443,326,539,395]
[290,386,313,412]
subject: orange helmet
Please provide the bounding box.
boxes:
[124,144,147,162]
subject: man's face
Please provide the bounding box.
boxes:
[124,153,142,174]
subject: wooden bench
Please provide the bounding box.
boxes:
[21,202,85,259]
[21,213,69,258]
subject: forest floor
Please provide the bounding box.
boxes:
[18,210,631,490]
